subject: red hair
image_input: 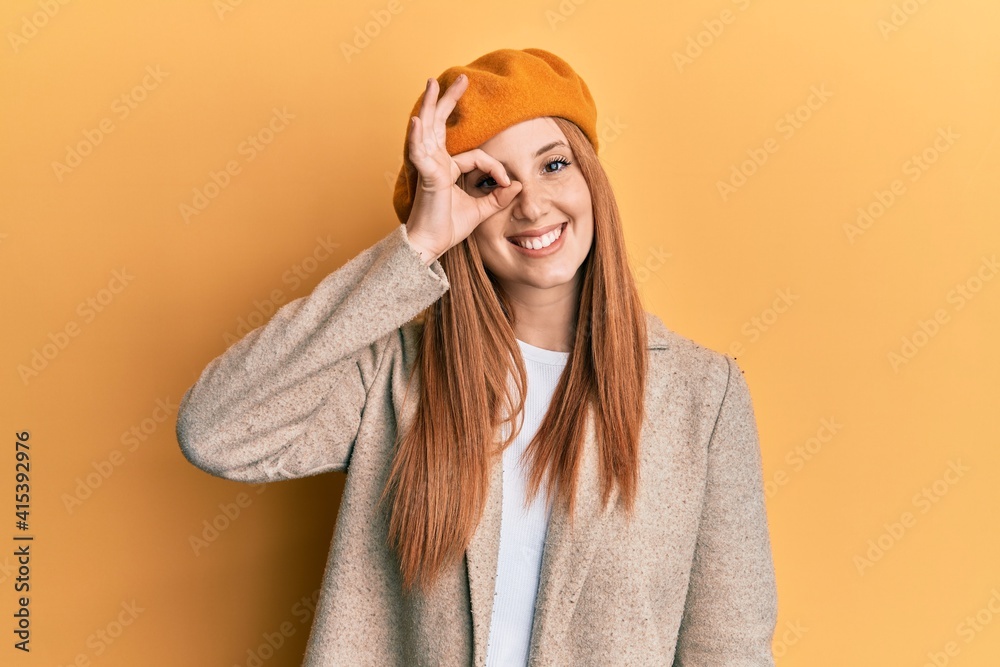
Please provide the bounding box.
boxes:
[378,117,648,595]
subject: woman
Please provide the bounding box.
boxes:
[176,48,778,666]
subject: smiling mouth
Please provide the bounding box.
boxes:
[507,222,567,250]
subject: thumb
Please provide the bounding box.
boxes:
[477,180,521,219]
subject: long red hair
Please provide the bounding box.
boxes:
[377,117,648,595]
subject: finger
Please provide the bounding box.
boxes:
[418,77,438,122]
[408,117,443,181]
[408,115,426,165]
[433,74,468,127]
[452,149,511,188]
[415,78,442,152]
[489,180,521,211]
[471,180,521,222]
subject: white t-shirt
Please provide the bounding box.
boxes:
[485,338,570,667]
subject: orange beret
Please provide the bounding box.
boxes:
[392,47,599,224]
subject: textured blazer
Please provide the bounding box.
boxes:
[175,223,779,666]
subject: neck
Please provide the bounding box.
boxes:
[503,274,582,353]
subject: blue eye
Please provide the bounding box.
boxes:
[543,156,571,173]
[474,156,571,190]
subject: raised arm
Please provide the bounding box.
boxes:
[175,223,449,483]
[672,355,779,665]
[177,69,525,485]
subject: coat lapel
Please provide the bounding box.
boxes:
[525,410,620,665]
[465,443,505,667]
[464,406,618,666]
[464,312,672,666]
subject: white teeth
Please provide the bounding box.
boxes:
[513,224,563,250]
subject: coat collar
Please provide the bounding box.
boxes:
[644,310,672,350]
[464,310,672,666]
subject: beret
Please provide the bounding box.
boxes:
[392,47,599,224]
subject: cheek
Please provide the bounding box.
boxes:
[471,221,501,249]
[564,175,591,210]
[570,201,595,248]
[573,205,592,229]
[470,224,507,269]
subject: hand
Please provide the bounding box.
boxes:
[404,74,522,262]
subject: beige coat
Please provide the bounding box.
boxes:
[176,223,779,666]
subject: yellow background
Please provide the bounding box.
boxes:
[3,0,999,664]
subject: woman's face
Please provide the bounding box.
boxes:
[462,117,594,302]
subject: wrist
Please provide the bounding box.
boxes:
[404,227,442,266]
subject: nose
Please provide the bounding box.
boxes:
[509,176,549,222]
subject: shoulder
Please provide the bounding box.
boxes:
[643,310,738,399]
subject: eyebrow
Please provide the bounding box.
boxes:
[528,140,568,160]
[470,140,570,178]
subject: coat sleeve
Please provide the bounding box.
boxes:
[672,354,779,666]
[175,223,449,484]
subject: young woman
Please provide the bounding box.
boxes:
[177,48,778,666]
